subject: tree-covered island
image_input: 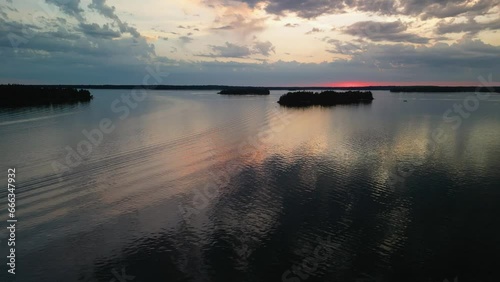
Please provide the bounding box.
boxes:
[277,90,374,107]
[218,88,270,95]
[0,85,93,107]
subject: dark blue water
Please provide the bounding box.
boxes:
[0,90,500,282]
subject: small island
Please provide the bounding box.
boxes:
[218,88,270,95]
[0,85,93,107]
[277,90,374,107]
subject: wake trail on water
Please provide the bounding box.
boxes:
[0,111,82,126]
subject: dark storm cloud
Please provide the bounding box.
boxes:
[79,23,121,39]
[344,21,430,44]
[436,17,500,35]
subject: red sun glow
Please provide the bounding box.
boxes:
[325,81,379,87]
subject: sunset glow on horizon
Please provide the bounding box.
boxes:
[319,81,499,87]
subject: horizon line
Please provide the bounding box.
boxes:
[2,84,499,88]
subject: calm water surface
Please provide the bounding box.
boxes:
[0,90,500,282]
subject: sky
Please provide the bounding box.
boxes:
[0,0,499,86]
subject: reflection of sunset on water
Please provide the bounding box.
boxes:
[3,90,500,281]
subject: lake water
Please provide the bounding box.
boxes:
[1,90,500,282]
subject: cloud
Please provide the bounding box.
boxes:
[208,2,267,37]
[0,47,155,84]
[3,0,500,86]
[325,36,500,75]
[87,0,115,18]
[199,40,276,58]
[253,40,276,56]
[326,39,365,56]
[211,25,234,30]
[414,0,499,20]
[230,0,392,18]
[436,17,500,35]
[44,0,142,39]
[0,16,154,60]
[350,39,500,70]
[47,27,81,40]
[0,17,40,37]
[179,36,193,44]
[0,5,9,19]
[262,0,345,18]
[177,25,198,30]
[155,39,500,84]
[213,14,267,36]
[231,0,498,19]
[88,0,141,37]
[343,21,430,44]
[2,36,498,85]
[79,23,121,39]
[45,0,83,19]
[305,27,323,34]
[206,42,252,58]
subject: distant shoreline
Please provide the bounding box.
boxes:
[1,84,499,93]
[278,91,374,107]
[0,85,93,107]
